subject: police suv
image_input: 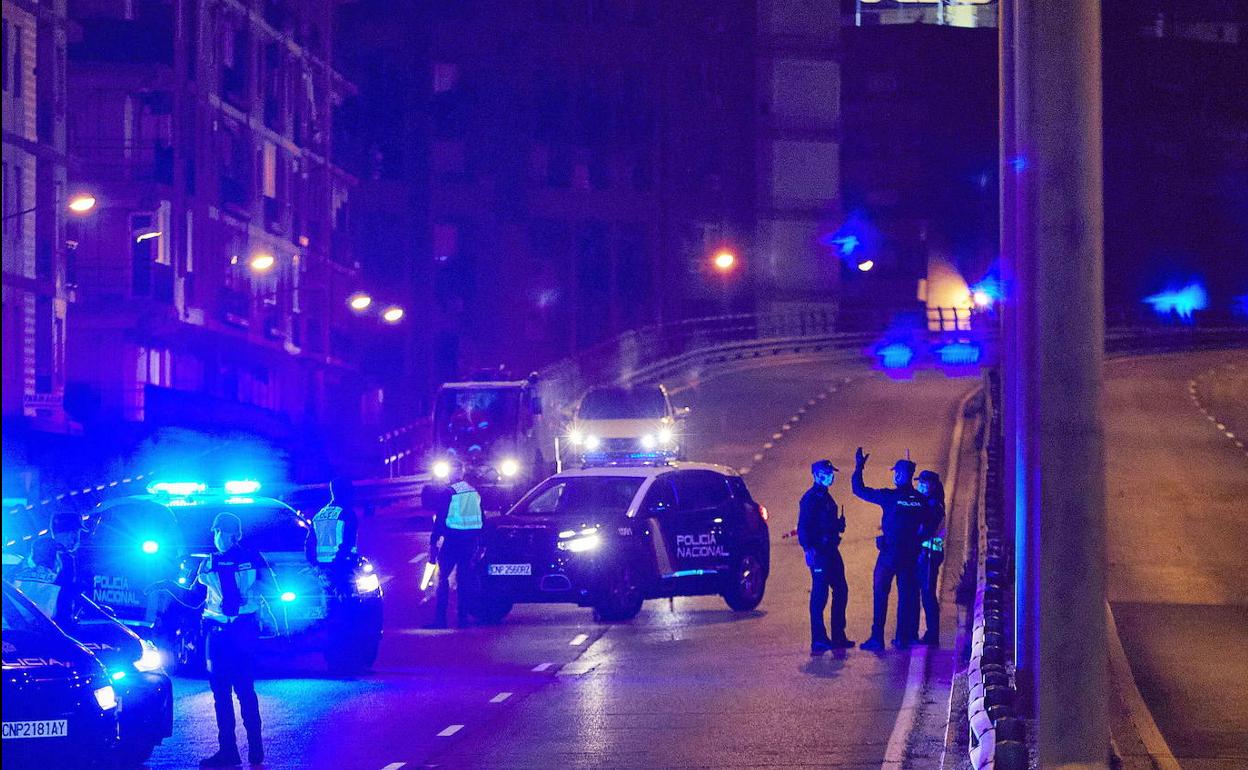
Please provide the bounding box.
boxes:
[472,462,769,622]
[79,481,383,673]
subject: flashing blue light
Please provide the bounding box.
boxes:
[224,496,255,505]
[877,343,915,369]
[111,671,126,682]
[1009,155,1028,173]
[177,577,187,585]
[141,540,160,555]
[1144,282,1208,321]
[830,234,860,256]
[938,342,982,366]
[224,480,261,495]
[1234,294,1248,318]
[147,481,206,497]
[280,591,297,603]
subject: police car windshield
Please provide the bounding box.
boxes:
[2,585,58,634]
[434,388,521,451]
[578,387,665,420]
[174,501,306,552]
[512,477,644,517]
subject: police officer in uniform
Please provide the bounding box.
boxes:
[427,463,483,628]
[305,476,359,591]
[156,512,277,766]
[915,470,946,646]
[799,459,855,654]
[851,447,926,651]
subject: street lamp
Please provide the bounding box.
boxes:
[381,306,405,324]
[249,253,276,273]
[712,250,736,273]
[856,259,874,272]
[3,191,97,221]
[348,293,373,312]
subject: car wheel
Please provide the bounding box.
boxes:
[594,562,644,622]
[325,602,381,674]
[470,594,514,625]
[116,738,158,768]
[722,551,767,611]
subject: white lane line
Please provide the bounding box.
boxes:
[437,724,464,737]
[739,467,752,475]
[490,692,512,703]
[771,432,783,440]
[558,661,598,676]
[1216,423,1227,431]
[1107,604,1182,770]
[381,763,406,770]
[762,442,774,449]
[753,453,764,462]
[569,633,589,646]
[880,646,930,769]
[532,662,554,672]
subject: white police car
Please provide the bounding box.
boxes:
[471,462,769,622]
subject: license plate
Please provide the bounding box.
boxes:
[488,563,532,576]
[2,720,69,740]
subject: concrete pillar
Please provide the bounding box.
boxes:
[1010,0,1109,766]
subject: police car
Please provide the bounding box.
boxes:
[559,385,689,469]
[2,581,119,770]
[79,481,383,674]
[472,462,769,622]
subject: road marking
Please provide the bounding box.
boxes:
[381,764,406,770]
[771,432,783,440]
[753,453,764,462]
[880,646,929,769]
[762,442,773,449]
[437,724,464,737]
[739,467,751,475]
[558,661,598,676]
[490,692,512,703]
[569,633,589,646]
[1107,604,1182,770]
[532,662,554,672]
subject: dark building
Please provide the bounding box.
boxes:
[1103,0,1248,322]
[56,0,373,481]
[839,22,998,323]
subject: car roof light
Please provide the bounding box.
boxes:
[141,540,160,555]
[147,481,206,496]
[224,480,262,495]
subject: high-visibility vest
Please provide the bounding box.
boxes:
[312,505,350,563]
[445,482,483,530]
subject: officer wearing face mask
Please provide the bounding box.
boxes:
[799,459,855,654]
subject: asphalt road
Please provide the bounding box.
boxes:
[1104,350,1248,770]
[145,359,977,770]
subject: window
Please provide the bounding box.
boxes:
[512,476,645,518]
[11,24,21,98]
[672,471,731,512]
[641,478,677,515]
[2,20,9,92]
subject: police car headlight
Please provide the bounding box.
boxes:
[499,458,520,478]
[432,460,451,480]
[133,639,163,673]
[557,533,601,553]
[657,427,674,444]
[354,572,381,594]
[94,685,118,711]
[567,429,584,446]
[639,434,657,450]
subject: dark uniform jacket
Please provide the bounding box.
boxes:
[851,468,927,559]
[797,484,845,553]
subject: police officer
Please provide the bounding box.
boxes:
[915,470,946,646]
[156,513,277,766]
[427,463,483,629]
[799,459,855,654]
[851,447,926,651]
[305,476,360,592]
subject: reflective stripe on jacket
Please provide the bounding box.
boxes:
[445,481,483,530]
[312,505,348,563]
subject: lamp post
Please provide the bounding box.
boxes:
[3,192,97,222]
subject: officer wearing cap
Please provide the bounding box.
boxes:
[426,460,484,629]
[852,447,926,651]
[915,470,946,646]
[305,476,359,592]
[155,512,277,766]
[798,459,855,654]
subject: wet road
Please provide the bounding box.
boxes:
[1104,350,1248,770]
[146,359,977,769]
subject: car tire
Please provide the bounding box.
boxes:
[116,738,157,768]
[325,601,382,674]
[593,562,644,622]
[722,551,767,611]
[470,594,514,625]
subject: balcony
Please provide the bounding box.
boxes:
[218,287,251,327]
[263,196,288,235]
[220,176,250,214]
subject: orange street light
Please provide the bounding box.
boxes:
[381,306,405,324]
[68,194,97,213]
[713,250,736,272]
[348,293,373,311]
[249,253,276,272]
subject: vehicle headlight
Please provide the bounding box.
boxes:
[639,434,657,450]
[432,460,451,479]
[583,435,601,451]
[133,639,163,673]
[568,429,584,445]
[355,572,381,594]
[558,528,601,553]
[657,427,674,444]
[94,685,118,711]
[499,458,520,478]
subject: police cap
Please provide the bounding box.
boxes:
[210,512,243,535]
[892,459,917,475]
[811,459,839,474]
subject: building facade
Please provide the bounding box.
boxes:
[57,0,368,479]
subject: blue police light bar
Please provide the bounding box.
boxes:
[877,343,915,369]
[224,480,261,495]
[141,540,160,555]
[280,591,297,603]
[938,341,982,366]
[147,481,206,496]
[1143,282,1208,321]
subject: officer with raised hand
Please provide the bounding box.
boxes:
[426,460,484,629]
[851,447,926,651]
[799,459,855,655]
[306,476,360,592]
